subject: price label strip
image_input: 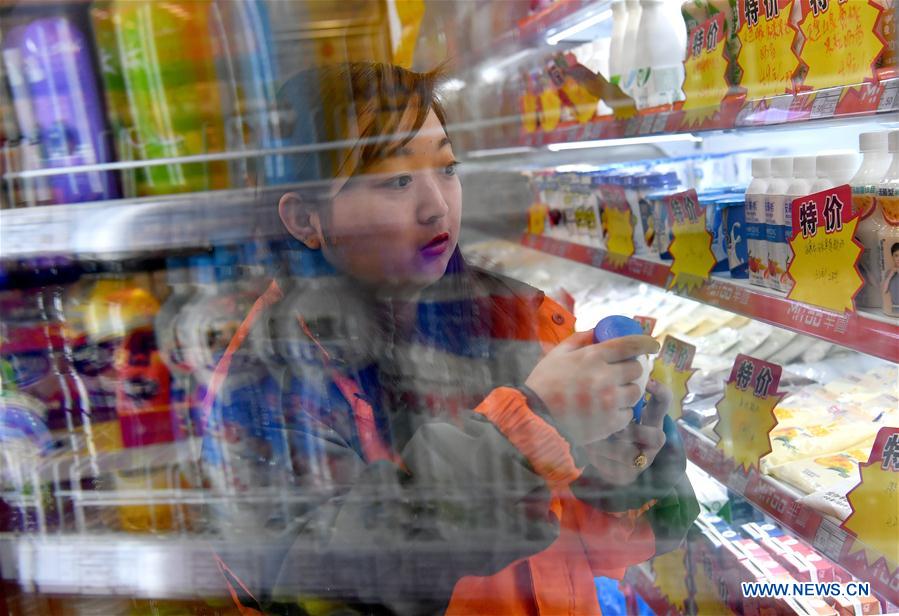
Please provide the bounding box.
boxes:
[798,0,884,92]
[714,354,784,472]
[680,14,730,127]
[842,427,899,572]
[878,79,899,113]
[666,189,717,291]
[600,184,635,268]
[809,87,841,120]
[787,184,863,313]
[736,0,800,101]
[650,336,697,421]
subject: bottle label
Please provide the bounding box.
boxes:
[852,184,878,219]
[878,193,899,226]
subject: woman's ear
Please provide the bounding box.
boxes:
[279,192,323,249]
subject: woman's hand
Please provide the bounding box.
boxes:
[524,330,660,445]
[583,379,672,486]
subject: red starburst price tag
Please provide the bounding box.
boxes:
[714,354,785,472]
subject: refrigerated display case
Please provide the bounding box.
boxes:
[1,0,898,614]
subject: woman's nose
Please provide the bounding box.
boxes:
[415,172,450,224]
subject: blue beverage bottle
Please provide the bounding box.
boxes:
[593,315,647,422]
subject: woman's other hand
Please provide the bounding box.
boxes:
[524,330,660,445]
[583,379,672,486]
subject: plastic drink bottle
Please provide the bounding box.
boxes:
[852,132,891,308]
[2,27,54,206]
[779,156,816,294]
[763,156,793,291]
[154,257,197,441]
[746,158,770,287]
[18,16,118,203]
[208,0,283,186]
[876,132,899,318]
[110,0,228,195]
[593,315,650,422]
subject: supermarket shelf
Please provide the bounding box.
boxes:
[503,77,899,151]
[0,531,560,599]
[678,421,899,607]
[519,233,899,363]
[0,187,286,259]
[453,0,605,73]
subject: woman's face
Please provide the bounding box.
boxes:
[286,109,462,297]
[893,248,899,269]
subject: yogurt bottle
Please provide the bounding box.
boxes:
[746,158,771,287]
[779,156,816,294]
[852,132,891,308]
[764,157,793,291]
[876,132,899,317]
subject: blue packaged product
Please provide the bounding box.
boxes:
[716,194,749,279]
[699,193,729,273]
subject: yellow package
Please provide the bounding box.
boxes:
[762,421,879,471]
[768,443,873,494]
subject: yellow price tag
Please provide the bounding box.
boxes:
[843,427,899,570]
[715,355,784,472]
[599,184,635,268]
[787,185,863,313]
[652,548,690,612]
[666,190,717,291]
[737,0,800,100]
[798,0,884,92]
[528,203,547,235]
[522,92,539,133]
[540,87,562,132]
[681,14,731,126]
[650,336,696,421]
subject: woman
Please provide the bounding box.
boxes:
[206,62,698,615]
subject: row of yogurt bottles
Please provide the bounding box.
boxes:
[527,153,754,276]
[745,131,899,317]
[0,241,352,535]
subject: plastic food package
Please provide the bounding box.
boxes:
[767,443,873,495]
[763,422,881,471]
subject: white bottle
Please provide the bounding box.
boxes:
[609,0,629,85]
[851,132,891,308]
[779,156,816,294]
[631,0,686,109]
[810,153,860,193]
[876,132,899,318]
[619,0,643,94]
[746,157,771,287]
[764,157,793,291]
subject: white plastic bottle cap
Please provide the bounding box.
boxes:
[888,130,899,154]
[751,158,771,178]
[816,153,858,178]
[793,156,815,178]
[859,131,888,153]
[770,156,793,178]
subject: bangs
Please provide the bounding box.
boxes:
[318,63,447,180]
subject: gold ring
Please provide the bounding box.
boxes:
[633,453,648,469]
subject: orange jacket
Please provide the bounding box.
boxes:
[208,274,696,615]
[445,294,658,616]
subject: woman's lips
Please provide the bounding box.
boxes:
[420,233,450,258]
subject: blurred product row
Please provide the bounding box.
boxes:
[524,131,899,317]
[0,0,390,207]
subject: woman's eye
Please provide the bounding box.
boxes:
[383,174,413,189]
[443,162,458,177]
